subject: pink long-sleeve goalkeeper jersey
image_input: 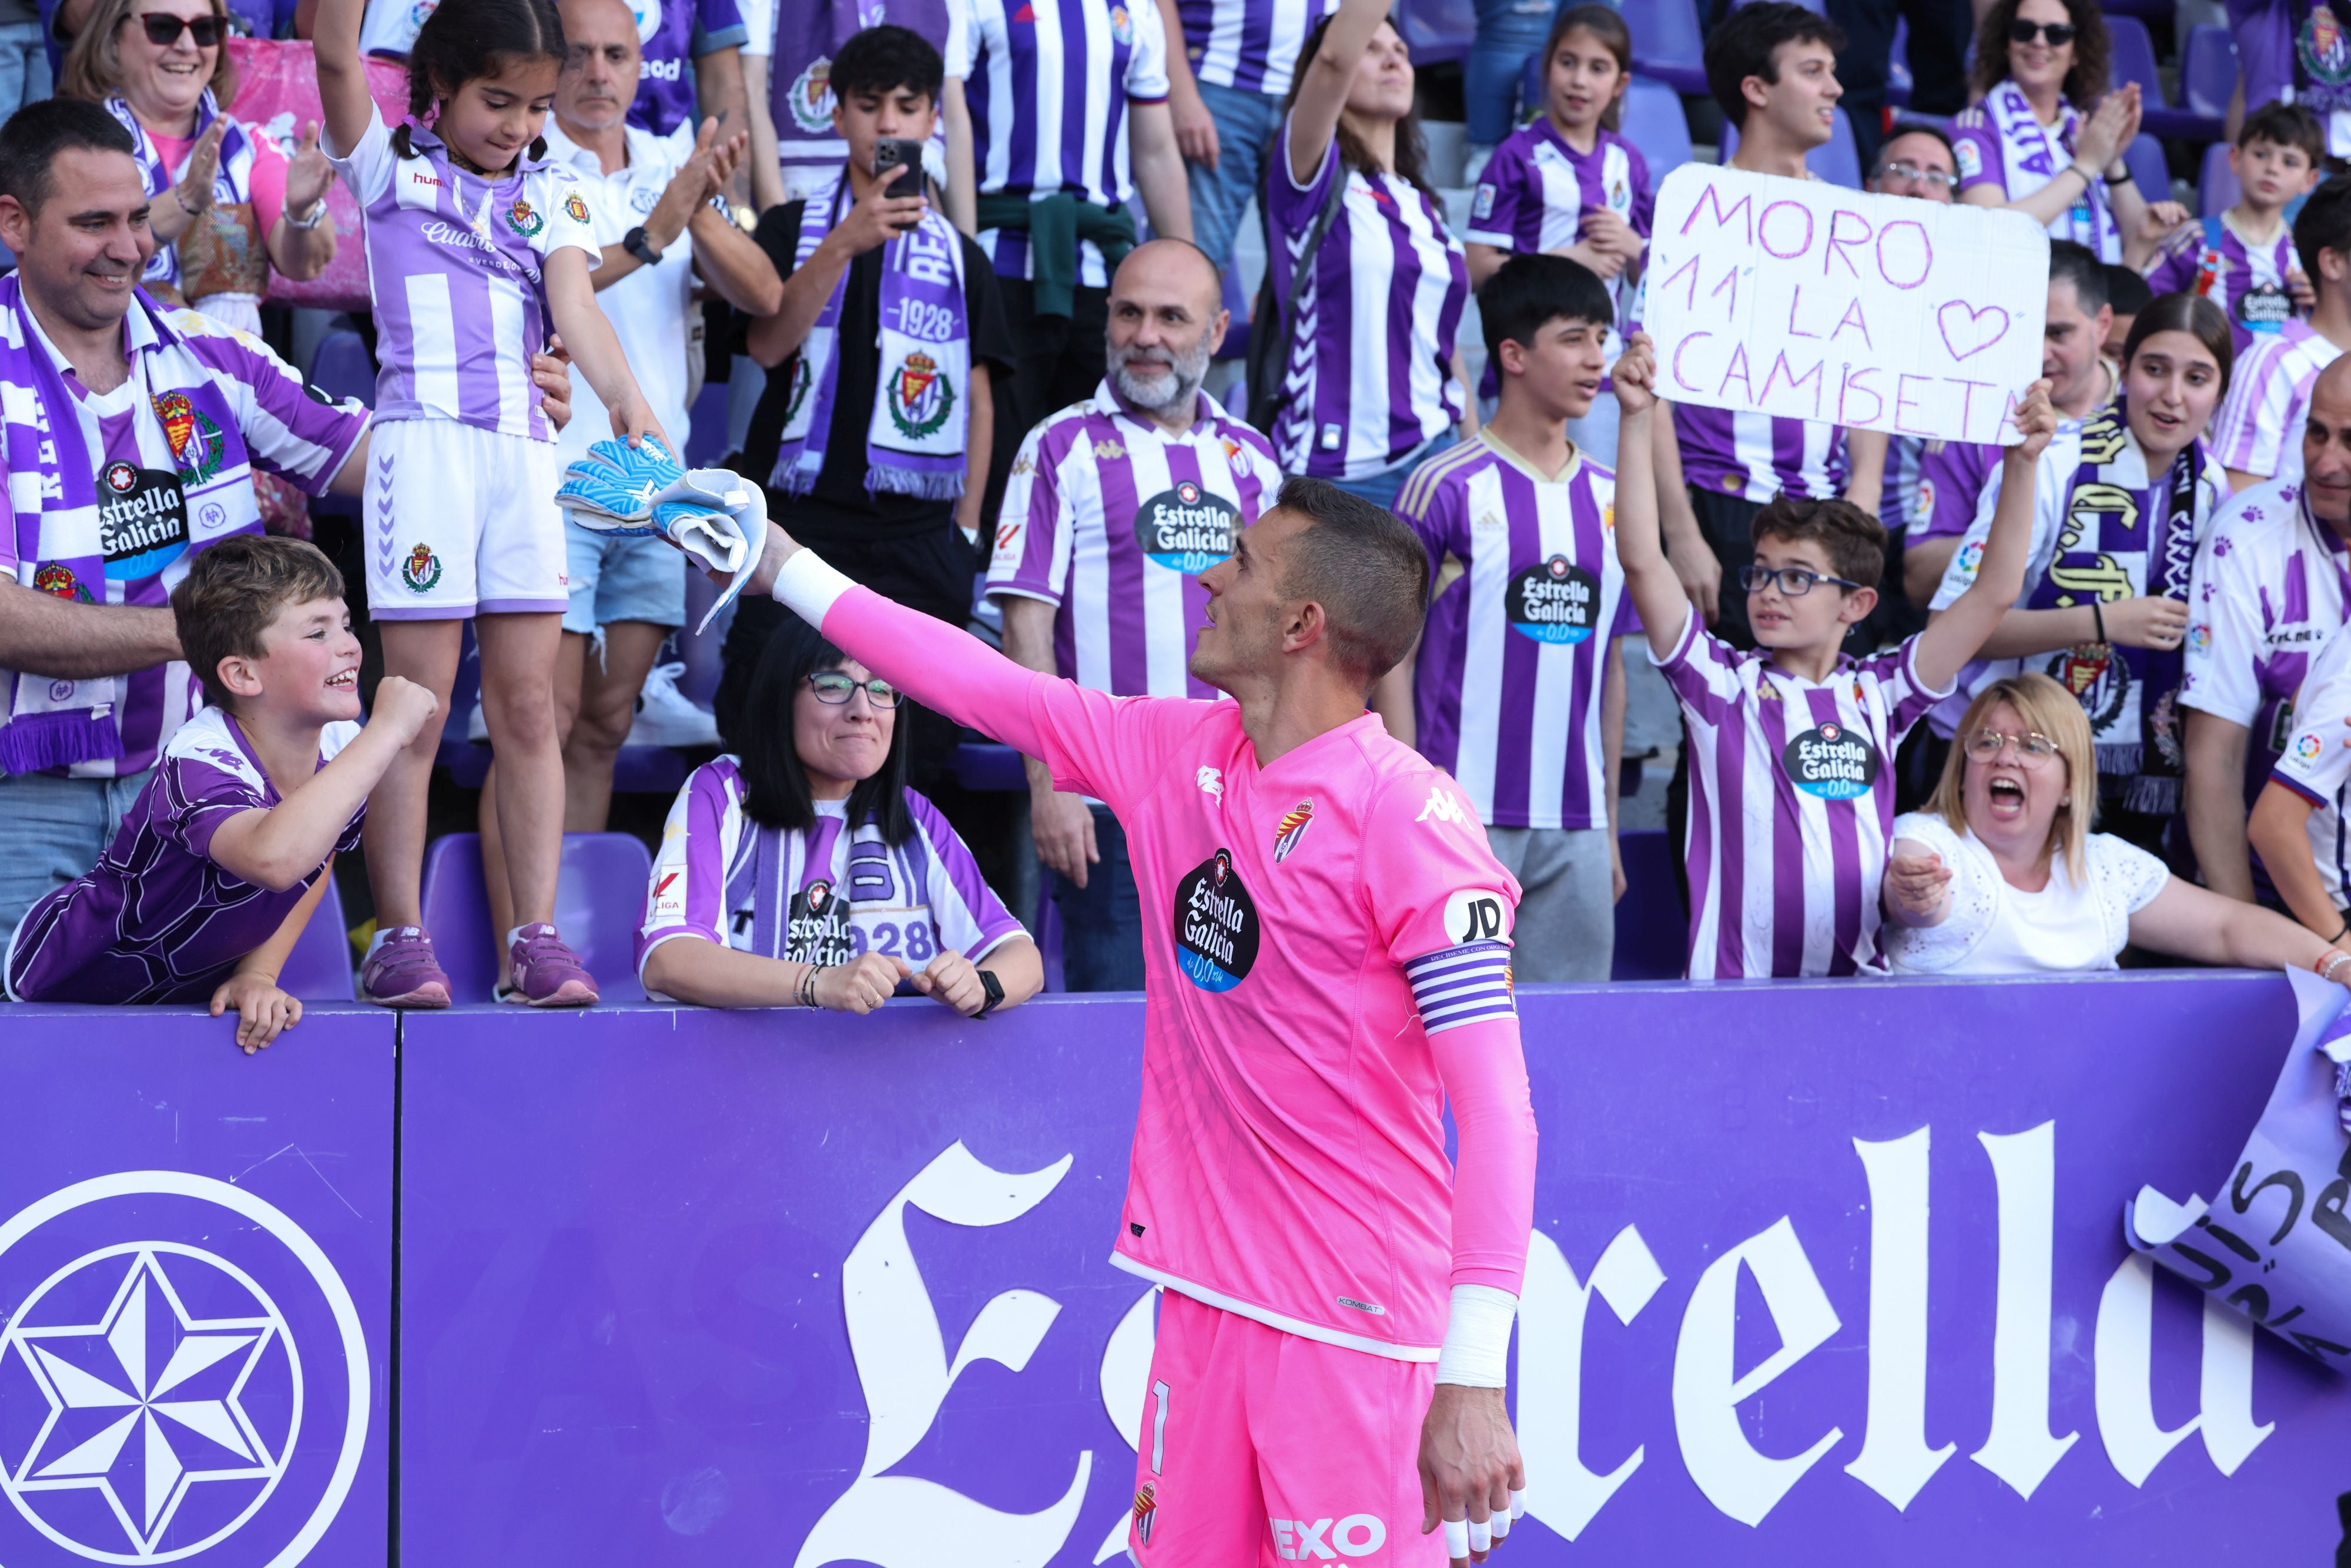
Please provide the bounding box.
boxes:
[800,570,1538,1359]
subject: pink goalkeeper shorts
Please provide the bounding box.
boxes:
[1129,1289,1442,1567]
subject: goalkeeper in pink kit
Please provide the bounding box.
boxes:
[740,468,1537,1566]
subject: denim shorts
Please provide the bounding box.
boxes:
[563,520,688,635]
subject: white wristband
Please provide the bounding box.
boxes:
[1433,1282,1516,1388]
[770,545,855,626]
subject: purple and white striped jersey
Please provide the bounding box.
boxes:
[1671,403,1848,502]
[1174,0,1335,96]
[1657,612,1950,978]
[2209,317,2343,481]
[2146,211,2301,341]
[964,0,1169,286]
[327,106,602,441]
[1465,119,1651,365]
[637,758,1025,987]
[1907,437,1999,544]
[2182,477,2351,785]
[1881,434,1927,539]
[769,0,965,202]
[630,0,750,136]
[0,306,367,780]
[1265,119,1469,480]
[1395,433,1635,832]
[2268,621,2351,909]
[987,381,1281,697]
[4,708,363,1004]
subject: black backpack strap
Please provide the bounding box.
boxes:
[1246,165,1348,435]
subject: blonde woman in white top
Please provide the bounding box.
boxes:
[1881,672,2349,979]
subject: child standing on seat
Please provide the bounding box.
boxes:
[1463,3,1649,464]
[314,0,668,1007]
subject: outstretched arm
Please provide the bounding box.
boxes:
[2127,872,2343,970]
[1607,335,1693,662]
[1912,381,2057,694]
[1287,0,1389,185]
[310,0,374,156]
[543,248,667,448]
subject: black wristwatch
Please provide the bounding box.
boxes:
[974,968,1005,1019]
[623,224,664,266]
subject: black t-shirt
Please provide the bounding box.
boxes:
[746,200,1014,542]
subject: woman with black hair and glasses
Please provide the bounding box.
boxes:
[1951,0,2183,269]
[637,616,1043,1016]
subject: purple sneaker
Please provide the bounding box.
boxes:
[360,926,451,1008]
[506,924,598,1007]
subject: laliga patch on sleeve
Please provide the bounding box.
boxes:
[1444,887,1512,946]
[1472,183,1495,221]
[1955,138,1982,180]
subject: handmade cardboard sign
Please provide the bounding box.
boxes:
[1644,165,2051,445]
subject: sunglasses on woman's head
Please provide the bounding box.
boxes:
[807,672,902,709]
[2007,18,2077,46]
[131,12,225,47]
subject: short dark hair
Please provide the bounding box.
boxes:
[169,536,347,712]
[2121,290,2234,400]
[1479,252,1615,366]
[1704,2,1844,130]
[1971,0,2108,109]
[1750,495,1884,594]
[2239,100,2326,167]
[830,24,944,105]
[2047,239,2109,317]
[2296,175,2351,283]
[2104,262,2153,318]
[736,612,913,844]
[0,97,135,217]
[1273,476,1429,688]
[1877,120,1955,173]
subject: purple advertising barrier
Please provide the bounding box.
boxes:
[397,973,2347,1567]
[0,1006,393,1568]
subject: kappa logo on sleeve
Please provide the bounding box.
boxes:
[1195,766,1223,800]
[1415,785,1469,826]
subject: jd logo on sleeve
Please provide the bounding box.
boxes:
[98,461,188,580]
[1173,848,1259,991]
[1136,483,1238,574]
[1782,722,1878,800]
[1508,555,1600,644]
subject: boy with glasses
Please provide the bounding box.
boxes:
[1611,327,2059,979]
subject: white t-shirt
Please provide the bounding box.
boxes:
[540,119,698,462]
[1882,811,2170,975]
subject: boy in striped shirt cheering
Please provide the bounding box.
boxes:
[1612,336,2058,978]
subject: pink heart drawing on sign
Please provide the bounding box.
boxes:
[1937,300,2011,361]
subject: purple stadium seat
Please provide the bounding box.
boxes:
[2180,25,2239,120]
[954,742,1027,791]
[1609,830,1683,981]
[277,867,355,1001]
[306,328,374,408]
[2123,132,2170,206]
[1627,0,1706,98]
[1888,17,1912,108]
[2200,138,2240,217]
[2104,14,2163,101]
[683,378,731,466]
[1394,0,1472,67]
[1719,106,1863,188]
[1620,77,1693,195]
[418,831,653,1003]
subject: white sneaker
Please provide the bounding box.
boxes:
[627,660,719,747]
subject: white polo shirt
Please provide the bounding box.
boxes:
[541,118,699,465]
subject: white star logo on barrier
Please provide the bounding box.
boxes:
[9,1247,284,1557]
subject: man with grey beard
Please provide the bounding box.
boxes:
[984,237,1287,990]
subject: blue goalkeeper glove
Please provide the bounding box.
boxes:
[555,435,686,528]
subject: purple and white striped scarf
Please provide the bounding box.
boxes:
[770,172,971,502]
[1982,79,2119,262]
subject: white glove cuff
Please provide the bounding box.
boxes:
[771,545,855,626]
[1434,1282,1516,1388]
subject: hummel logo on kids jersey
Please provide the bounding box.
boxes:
[1196,766,1223,800]
[1415,786,1468,825]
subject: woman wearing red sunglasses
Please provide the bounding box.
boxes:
[55,0,336,336]
[1950,0,2185,272]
